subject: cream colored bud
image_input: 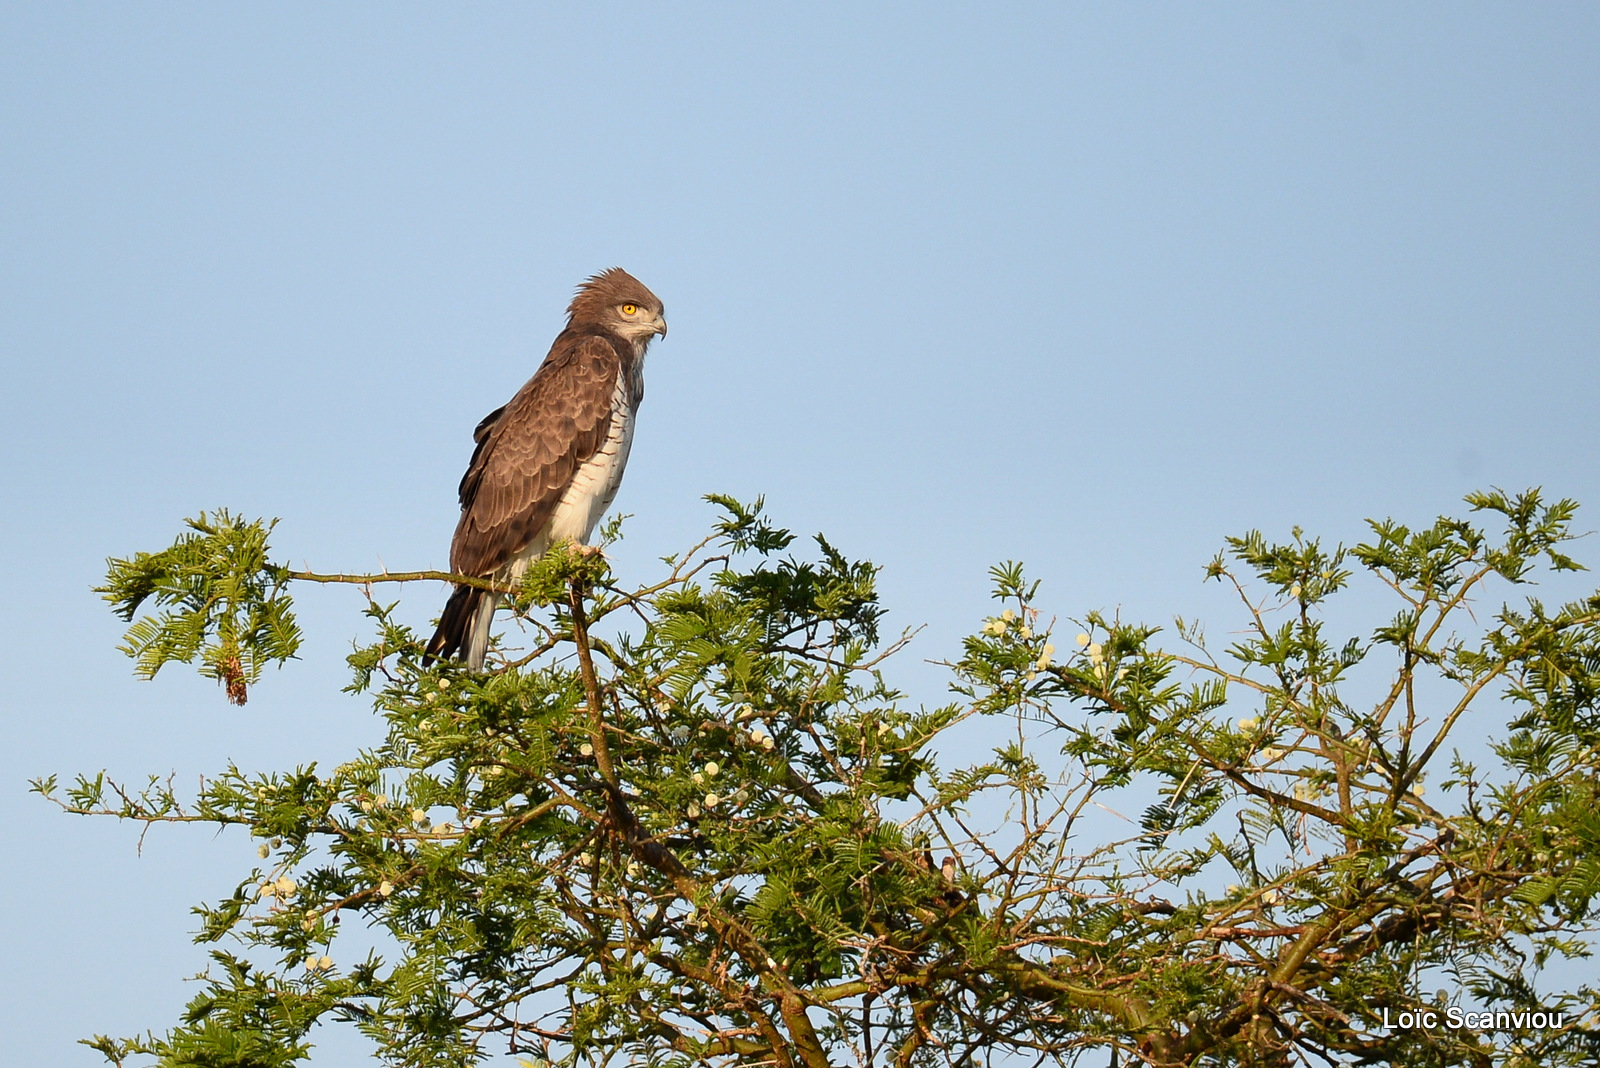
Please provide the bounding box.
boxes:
[1289,583,1302,598]
[577,852,593,866]
[703,762,720,778]
[1001,609,1016,622]
[1019,624,1032,638]
[1087,642,1103,658]
[319,955,333,971]
[1237,717,1258,731]
[275,876,296,896]
[302,915,317,931]
[304,955,320,971]
[438,678,450,690]
[704,792,720,808]
[692,772,704,784]
[411,808,426,823]
[378,880,394,897]
[761,736,776,751]
[1076,632,1091,647]
[374,795,388,807]
[580,743,594,757]
[686,803,701,819]
[257,843,270,859]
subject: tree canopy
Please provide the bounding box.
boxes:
[40,489,1600,1067]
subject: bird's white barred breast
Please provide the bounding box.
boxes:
[491,359,643,593]
[546,375,636,548]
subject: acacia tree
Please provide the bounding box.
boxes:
[39,490,1600,1067]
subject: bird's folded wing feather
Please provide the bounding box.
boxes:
[451,335,620,577]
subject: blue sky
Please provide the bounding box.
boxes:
[2,5,1597,1063]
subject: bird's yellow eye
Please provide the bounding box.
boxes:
[621,303,638,315]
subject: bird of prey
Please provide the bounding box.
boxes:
[425,268,667,669]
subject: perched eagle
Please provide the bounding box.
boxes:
[425,268,667,669]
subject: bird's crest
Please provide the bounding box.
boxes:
[568,267,661,325]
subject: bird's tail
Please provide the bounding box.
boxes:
[424,585,499,670]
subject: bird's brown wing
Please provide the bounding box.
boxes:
[450,333,622,578]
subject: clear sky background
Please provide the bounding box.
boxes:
[2,4,1597,1064]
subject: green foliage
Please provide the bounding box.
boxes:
[47,490,1600,1067]
[96,509,299,704]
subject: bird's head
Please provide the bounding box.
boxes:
[569,267,667,350]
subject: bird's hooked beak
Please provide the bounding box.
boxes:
[653,315,667,339]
